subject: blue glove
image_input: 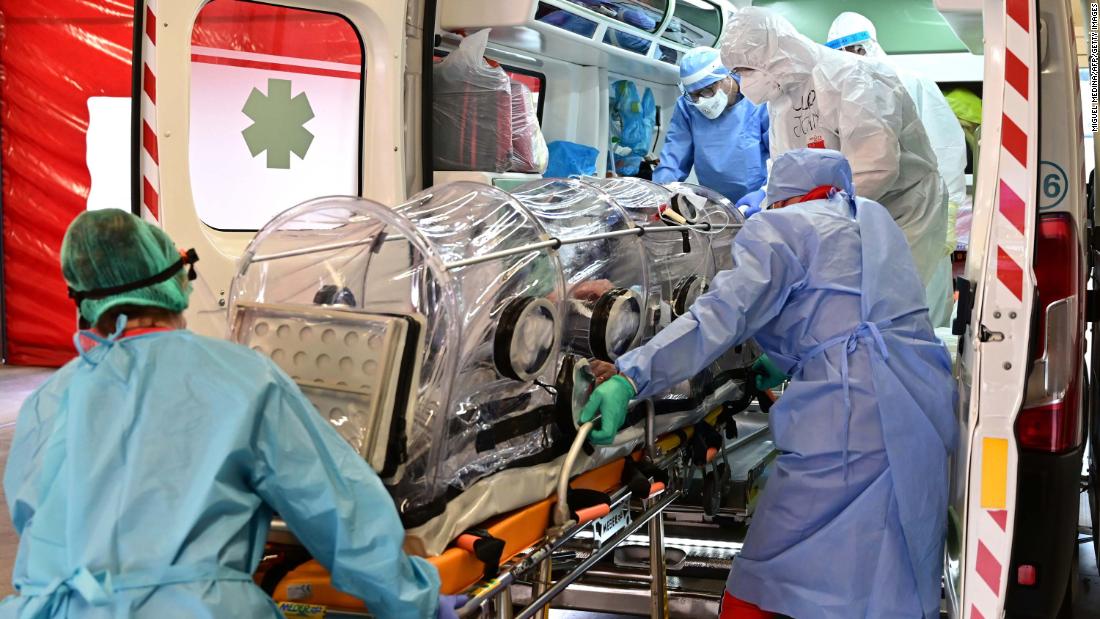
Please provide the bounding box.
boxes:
[579,374,636,445]
[736,188,766,210]
[437,595,468,619]
[743,204,763,219]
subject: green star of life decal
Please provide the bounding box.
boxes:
[242,78,315,169]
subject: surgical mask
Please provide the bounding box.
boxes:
[738,71,782,104]
[692,89,728,119]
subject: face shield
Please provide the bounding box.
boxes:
[824,31,873,56]
[825,12,883,59]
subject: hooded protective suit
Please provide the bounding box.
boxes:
[615,148,957,618]
[720,8,951,325]
[826,12,966,210]
[827,12,967,327]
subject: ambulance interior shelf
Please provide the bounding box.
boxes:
[433,30,548,175]
[531,0,726,66]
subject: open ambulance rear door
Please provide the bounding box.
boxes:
[132,0,429,338]
[939,0,1088,616]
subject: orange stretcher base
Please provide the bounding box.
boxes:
[273,457,628,608]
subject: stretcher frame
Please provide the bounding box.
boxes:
[269,378,762,619]
[452,402,676,619]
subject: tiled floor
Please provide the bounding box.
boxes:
[0,366,50,597]
[0,365,1098,614]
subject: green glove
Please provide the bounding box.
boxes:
[753,354,788,391]
[579,374,636,445]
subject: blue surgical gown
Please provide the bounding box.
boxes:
[652,95,770,203]
[1,330,439,618]
[617,195,958,618]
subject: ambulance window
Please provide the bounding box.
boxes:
[658,45,681,65]
[189,0,364,231]
[662,0,722,48]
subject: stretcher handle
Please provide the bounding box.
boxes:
[455,534,479,554]
[574,504,611,525]
[648,481,666,498]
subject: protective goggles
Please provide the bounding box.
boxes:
[686,79,725,102]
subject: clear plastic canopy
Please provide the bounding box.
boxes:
[230,185,565,526]
[512,178,648,362]
[228,178,755,539]
[585,177,713,332]
[666,181,745,275]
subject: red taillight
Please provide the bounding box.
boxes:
[1015,213,1084,452]
[1017,564,1038,586]
[1017,401,1080,452]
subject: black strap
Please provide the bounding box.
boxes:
[554,356,596,457]
[621,457,668,499]
[695,421,723,449]
[475,405,556,453]
[567,488,610,515]
[621,458,651,500]
[379,314,420,478]
[68,248,198,303]
[462,529,506,579]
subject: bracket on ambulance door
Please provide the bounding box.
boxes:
[953,276,975,337]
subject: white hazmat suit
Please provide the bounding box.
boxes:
[828,12,967,327]
[721,8,951,324]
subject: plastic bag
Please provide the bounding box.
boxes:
[609,80,656,176]
[545,141,599,178]
[509,82,548,173]
[955,204,972,252]
[433,30,513,172]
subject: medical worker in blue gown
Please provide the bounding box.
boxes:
[582,149,958,619]
[1,210,460,619]
[652,46,770,206]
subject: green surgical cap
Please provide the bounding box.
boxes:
[61,210,192,324]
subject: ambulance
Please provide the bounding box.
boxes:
[134,0,1095,616]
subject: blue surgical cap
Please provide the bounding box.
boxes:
[765,149,855,207]
[679,46,730,93]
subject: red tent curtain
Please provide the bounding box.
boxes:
[0,0,135,366]
[0,0,361,366]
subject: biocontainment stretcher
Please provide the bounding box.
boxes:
[230,178,777,617]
